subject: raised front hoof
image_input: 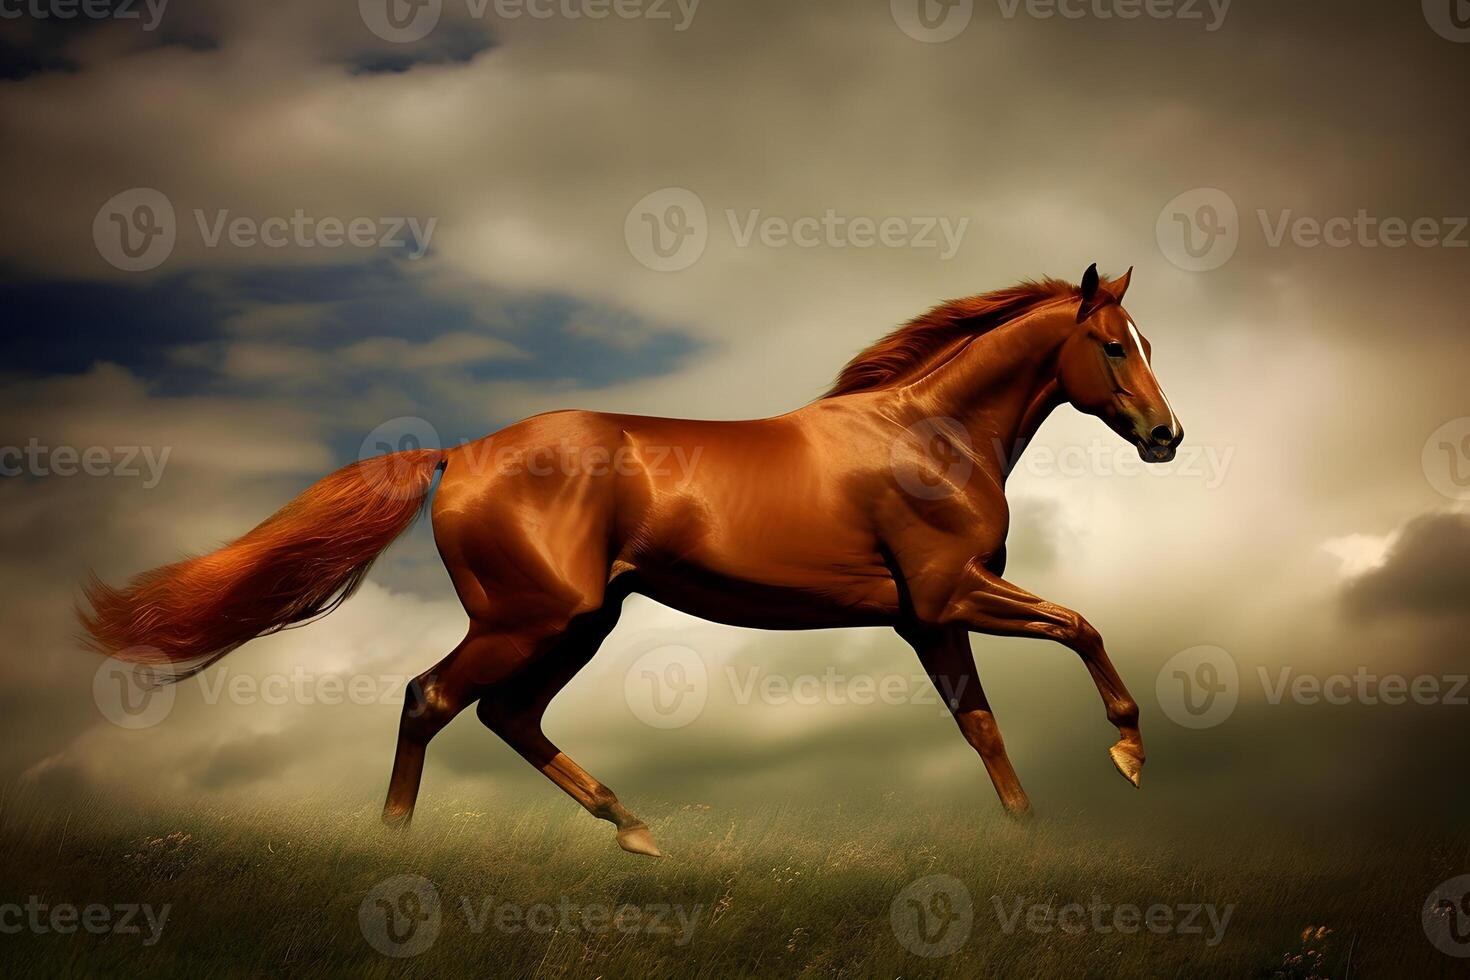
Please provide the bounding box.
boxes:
[616,824,664,858]
[1109,741,1145,788]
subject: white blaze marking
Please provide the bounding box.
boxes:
[1128,319,1178,434]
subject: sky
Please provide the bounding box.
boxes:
[1,0,1467,830]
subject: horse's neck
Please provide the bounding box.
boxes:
[902,305,1071,467]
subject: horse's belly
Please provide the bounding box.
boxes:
[627,562,899,630]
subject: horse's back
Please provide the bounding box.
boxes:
[427,408,893,629]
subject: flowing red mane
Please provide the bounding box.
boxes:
[824,277,1083,398]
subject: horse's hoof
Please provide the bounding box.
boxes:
[616,824,664,858]
[1109,741,1144,788]
[1002,798,1034,820]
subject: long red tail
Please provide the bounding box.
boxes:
[80,449,445,681]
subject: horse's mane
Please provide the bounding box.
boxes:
[824,277,1083,398]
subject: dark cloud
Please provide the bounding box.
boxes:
[1,263,701,415]
[1342,511,1470,623]
[344,24,495,74]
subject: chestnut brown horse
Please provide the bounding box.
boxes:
[83,263,1182,857]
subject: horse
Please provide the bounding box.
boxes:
[81,263,1183,857]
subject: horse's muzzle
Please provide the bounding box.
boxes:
[1137,424,1181,463]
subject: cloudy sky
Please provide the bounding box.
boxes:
[1,0,1467,828]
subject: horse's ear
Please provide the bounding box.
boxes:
[1080,263,1099,300]
[1076,262,1104,322]
[1111,266,1132,303]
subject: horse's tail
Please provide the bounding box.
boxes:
[79,449,446,682]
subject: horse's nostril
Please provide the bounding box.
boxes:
[1150,425,1174,444]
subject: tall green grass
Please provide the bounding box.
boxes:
[0,787,1465,977]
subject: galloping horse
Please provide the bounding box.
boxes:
[83,264,1182,857]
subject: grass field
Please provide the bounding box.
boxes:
[0,787,1466,978]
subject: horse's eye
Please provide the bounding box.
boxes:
[1103,341,1126,359]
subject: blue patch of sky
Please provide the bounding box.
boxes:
[0,257,703,402]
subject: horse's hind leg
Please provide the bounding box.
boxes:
[477,607,662,857]
[382,631,508,827]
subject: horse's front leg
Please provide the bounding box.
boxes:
[934,564,1145,788]
[901,624,1031,816]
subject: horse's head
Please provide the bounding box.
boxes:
[1056,263,1183,463]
